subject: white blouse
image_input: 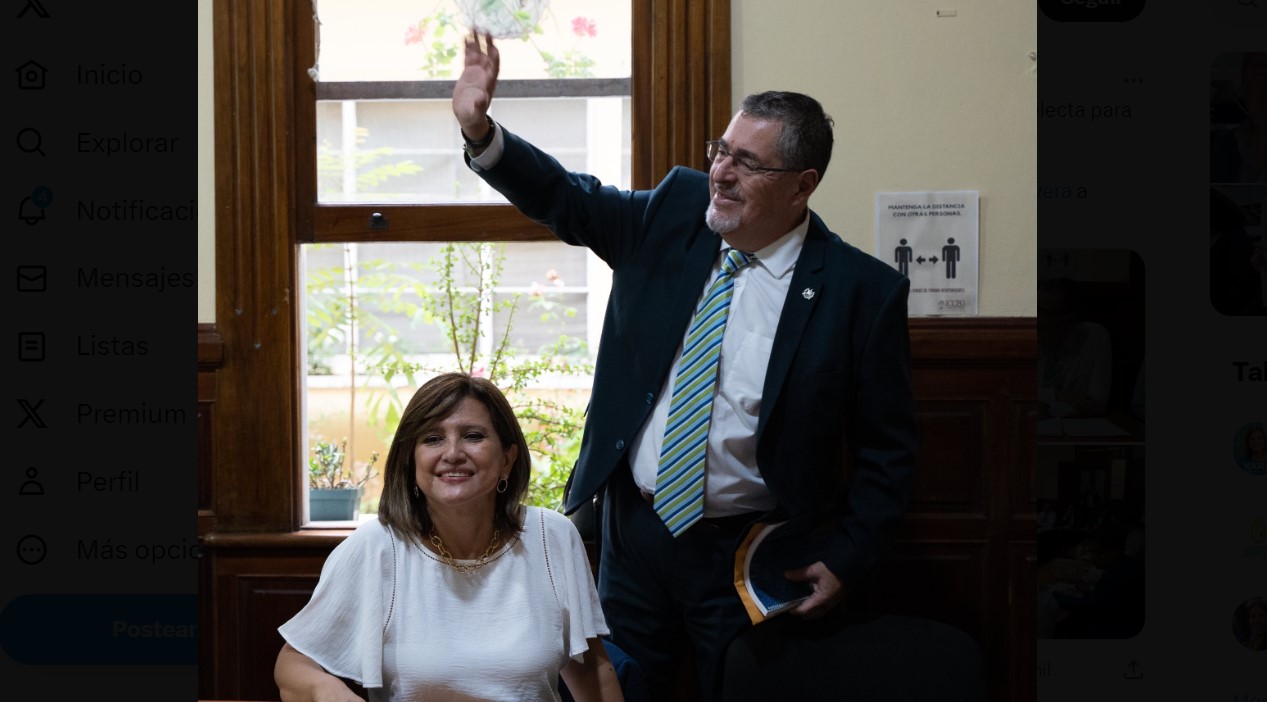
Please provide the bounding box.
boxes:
[279,507,608,702]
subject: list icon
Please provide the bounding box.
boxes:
[18,332,45,361]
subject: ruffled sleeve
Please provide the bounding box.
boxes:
[539,508,609,661]
[277,520,396,688]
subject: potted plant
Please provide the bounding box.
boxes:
[308,437,379,521]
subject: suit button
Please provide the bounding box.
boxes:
[615,440,625,451]
[645,393,654,405]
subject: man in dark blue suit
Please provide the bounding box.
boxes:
[454,32,918,701]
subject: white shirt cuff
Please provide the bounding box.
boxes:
[467,121,505,171]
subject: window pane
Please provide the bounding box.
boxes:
[302,241,607,520]
[315,0,631,81]
[316,97,631,203]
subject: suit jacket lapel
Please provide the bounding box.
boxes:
[671,226,723,334]
[758,218,829,437]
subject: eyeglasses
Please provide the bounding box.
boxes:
[705,140,803,175]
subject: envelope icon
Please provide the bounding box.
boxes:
[17,265,47,292]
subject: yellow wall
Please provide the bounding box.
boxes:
[197,0,1037,321]
[732,0,1037,315]
[197,0,215,323]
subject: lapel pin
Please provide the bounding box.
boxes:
[802,288,815,300]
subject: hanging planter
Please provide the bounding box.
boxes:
[455,0,548,39]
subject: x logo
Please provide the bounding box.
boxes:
[17,398,46,428]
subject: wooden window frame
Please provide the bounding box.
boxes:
[208,0,732,533]
[306,78,630,243]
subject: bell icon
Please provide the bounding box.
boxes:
[18,196,44,225]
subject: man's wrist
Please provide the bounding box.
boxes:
[461,115,496,154]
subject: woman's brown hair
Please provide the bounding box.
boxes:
[378,373,530,544]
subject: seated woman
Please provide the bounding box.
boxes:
[275,372,623,701]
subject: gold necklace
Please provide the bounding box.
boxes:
[429,527,501,574]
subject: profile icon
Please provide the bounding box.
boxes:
[1233,421,1267,475]
[1233,597,1267,651]
[19,466,44,496]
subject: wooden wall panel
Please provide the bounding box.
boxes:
[1010,545,1038,702]
[910,401,987,513]
[197,323,223,535]
[236,576,321,702]
[201,535,335,700]
[877,317,1036,702]
[872,542,990,636]
[197,324,224,696]
[1014,401,1041,516]
[211,0,304,534]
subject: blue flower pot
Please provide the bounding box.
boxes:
[309,487,361,521]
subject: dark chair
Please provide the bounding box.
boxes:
[722,612,986,702]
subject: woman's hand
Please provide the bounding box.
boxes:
[559,637,624,702]
[452,30,500,142]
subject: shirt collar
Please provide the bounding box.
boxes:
[743,213,809,280]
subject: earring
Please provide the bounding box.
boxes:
[413,485,420,498]
[496,478,508,494]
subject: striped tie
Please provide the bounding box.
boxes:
[654,248,751,536]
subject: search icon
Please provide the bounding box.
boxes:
[1241,0,1260,8]
[17,128,45,156]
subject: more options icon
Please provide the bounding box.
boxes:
[17,535,47,565]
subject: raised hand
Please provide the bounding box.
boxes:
[453,30,500,141]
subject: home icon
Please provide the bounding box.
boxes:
[17,60,47,90]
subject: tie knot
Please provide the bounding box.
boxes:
[722,248,751,276]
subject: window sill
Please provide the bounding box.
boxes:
[200,529,354,551]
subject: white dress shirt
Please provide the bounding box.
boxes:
[631,219,808,516]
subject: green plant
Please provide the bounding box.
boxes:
[378,243,593,511]
[403,10,462,78]
[538,49,594,78]
[305,241,593,511]
[308,437,380,490]
[316,126,423,201]
[306,243,432,427]
[441,245,588,507]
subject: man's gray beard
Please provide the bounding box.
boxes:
[705,201,740,234]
